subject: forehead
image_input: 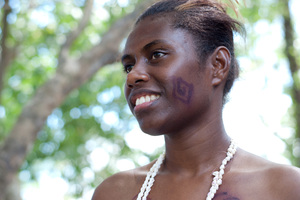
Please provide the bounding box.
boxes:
[124,16,193,53]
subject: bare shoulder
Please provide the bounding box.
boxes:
[266,162,300,199]
[232,148,300,199]
[91,169,136,200]
[92,162,153,200]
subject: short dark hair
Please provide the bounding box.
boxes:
[136,0,245,103]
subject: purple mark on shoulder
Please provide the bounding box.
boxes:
[172,76,194,104]
[215,192,240,200]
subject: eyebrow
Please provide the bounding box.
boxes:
[121,39,169,63]
[142,39,168,51]
[121,54,131,63]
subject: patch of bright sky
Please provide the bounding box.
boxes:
[91,105,103,118]
[71,7,83,19]
[30,1,55,28]
[116,158,135,171]
[97,86,121,104]
[92,6,110,22]
[74,0,85,7]
[47,108,64,130]
[21,175,69,200]
[291,0,300,35]
[290,0,300,52]
[7,12,18,24]
[125,124,165,154]
[86,137,121,171]
[88,147,110,171]
[70,107,81,119]
[102,111,120,130]
[6,1,21,26]
[0,106,6,118]
[94,0,111,6]
[252,19,283,60]
[218,2,296,164]
[223,62,292,164]
[39,142,57,155]
[8,75,21,89]
[93,0,129,22]
[21,160,69,200]
[82,167,95,183]
[117,0,129,7]
[94,0,128,7]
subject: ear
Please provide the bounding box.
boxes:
[210,46,231,86]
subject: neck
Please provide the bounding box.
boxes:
[163,116,230,175]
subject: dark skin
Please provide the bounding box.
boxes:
[92,16,300,200]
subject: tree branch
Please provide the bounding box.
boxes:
[0,0,13,100]
[282,0,300,166]
[59,0,94,60]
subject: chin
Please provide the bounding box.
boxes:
[139,121,165,136]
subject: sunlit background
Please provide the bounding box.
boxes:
[0,0,299,199]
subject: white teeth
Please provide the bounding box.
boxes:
[135,95,160,106]
[146,96,150,102]
[136,98,140,106]
[140,96,146,104]
[150,95,156,101]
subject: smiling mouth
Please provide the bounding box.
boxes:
[135,94,160,106]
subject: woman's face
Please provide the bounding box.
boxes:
[122,16,215,135]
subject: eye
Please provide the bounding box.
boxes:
[123,64,134,74]
[151,51,165,60]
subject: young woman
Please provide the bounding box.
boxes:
[92,0,300,199]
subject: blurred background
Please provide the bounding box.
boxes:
[0,0,299,199]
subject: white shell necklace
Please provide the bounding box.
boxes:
[136,140,237,200]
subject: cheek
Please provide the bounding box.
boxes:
[124,85,130,103]
[171,76,194,105]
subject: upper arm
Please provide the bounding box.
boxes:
[92,170,139,200]
[92,176,116,200]
[270,165,300,200]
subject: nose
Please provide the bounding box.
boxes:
[126,65,150,88]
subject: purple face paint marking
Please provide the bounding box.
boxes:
[215,192,240,200]
[172,76,194,104]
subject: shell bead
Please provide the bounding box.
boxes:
[137,140,237,200]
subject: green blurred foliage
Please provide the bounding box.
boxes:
[0,0,157,198]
